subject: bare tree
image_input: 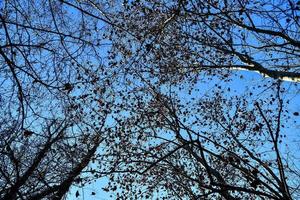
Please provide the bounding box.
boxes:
[1,0,300,199]
[0,119,107,199]
[0,0,115,199]
[99,81,300,199]
[105,0,300,82]
[85,0,300,199]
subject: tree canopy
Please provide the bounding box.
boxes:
[0,0,300,199]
